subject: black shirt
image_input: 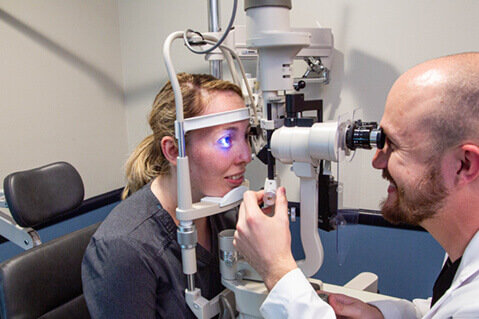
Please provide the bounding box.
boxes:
[82,182,237,318]
[431,256,462,307]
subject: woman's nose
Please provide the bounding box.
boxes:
[235,140,252,164]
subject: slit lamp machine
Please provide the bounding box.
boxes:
[163,1,386,317]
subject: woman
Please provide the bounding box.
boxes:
[82,73,251,318]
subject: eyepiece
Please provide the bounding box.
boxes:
[345,120,385,151]
[370,127,385,149]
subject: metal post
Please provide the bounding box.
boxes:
[207,0,223,78]
[187,275,195,291]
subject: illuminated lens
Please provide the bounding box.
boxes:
[218,136,232,149]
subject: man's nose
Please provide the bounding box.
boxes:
[372,148,388,169]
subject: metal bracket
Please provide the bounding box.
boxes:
[0,189,6,208]
[0,209,41,250]
[185,288,236,319]
[302,56,330,84]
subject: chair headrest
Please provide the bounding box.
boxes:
[3,162,84,228]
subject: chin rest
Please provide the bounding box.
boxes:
[3,162,84,228]
[0,222,99,318]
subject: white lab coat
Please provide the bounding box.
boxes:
[260,230,479,318]
[260,268,335,319]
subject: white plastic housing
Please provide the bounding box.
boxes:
[245,6,310,92]
[271,121,340,165]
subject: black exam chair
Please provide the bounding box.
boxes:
[0,162,98,319]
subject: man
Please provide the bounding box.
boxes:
[234,52,479,318]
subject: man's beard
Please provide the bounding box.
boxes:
[380,162,448,226]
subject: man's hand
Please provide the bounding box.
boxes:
[234,187,297,291]
[327,292,384,319]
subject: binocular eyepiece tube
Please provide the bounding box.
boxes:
[345,120,385,151]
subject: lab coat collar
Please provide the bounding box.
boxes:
[427,229,479,315]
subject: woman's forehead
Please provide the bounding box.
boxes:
[201,91,245,115]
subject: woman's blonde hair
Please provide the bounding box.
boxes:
[122,73,243,199]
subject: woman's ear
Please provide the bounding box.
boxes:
[161,136,178,166]
[454,144,479,186]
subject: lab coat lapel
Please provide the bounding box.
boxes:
[423,230,479,318]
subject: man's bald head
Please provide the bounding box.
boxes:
[390,52,479,157]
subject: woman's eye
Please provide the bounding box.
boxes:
[217,136,232,149]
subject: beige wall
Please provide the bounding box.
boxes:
[118,0,479,210]
[0,0,128,198]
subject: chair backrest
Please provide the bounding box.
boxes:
[0,162,95,318]
[3,161,84,228]
[0,222,99,319]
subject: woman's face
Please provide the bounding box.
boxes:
[186,90,252,201]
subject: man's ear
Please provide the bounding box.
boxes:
[454,144,479,186]
[161,136,178,166]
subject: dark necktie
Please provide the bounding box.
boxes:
[431,257,462,307]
